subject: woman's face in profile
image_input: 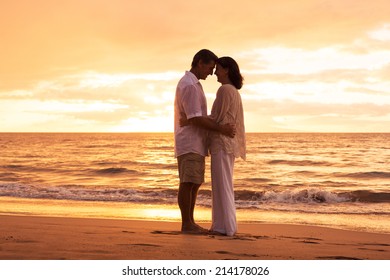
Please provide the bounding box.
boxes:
[215,64,228,84]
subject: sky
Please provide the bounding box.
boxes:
[1,0,390,132]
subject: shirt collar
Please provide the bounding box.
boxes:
[185,71,200,84]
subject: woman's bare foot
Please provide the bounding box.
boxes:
[208,229,227,236]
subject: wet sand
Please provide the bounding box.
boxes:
[1,215,389,260]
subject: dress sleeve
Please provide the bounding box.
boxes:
[210,86,232,123]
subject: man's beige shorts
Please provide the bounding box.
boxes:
[177,153,205,185]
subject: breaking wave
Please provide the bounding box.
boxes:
[1,183,389,207]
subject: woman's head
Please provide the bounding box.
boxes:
[216,57,244,89]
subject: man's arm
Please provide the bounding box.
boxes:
[189,116,236,138]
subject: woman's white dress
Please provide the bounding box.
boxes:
[209,84,246,236]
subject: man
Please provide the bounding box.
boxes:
[174,49,235,233]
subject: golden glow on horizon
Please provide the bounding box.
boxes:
[1,0,390,132]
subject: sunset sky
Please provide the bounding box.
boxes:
[1,0,390,132]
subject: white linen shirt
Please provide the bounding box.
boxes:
[174,71,208,157]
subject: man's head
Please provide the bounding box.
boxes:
[190,49,218,80]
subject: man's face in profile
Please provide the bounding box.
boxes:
[198,60,216,80]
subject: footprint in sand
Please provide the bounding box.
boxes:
[316,256,362,260]
[122,230,136,234]
[151,230,181,235]
[215,250,259,258]
[209,233,271,241]
[131,243,162,247]
[117,243,162,248]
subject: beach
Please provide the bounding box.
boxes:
[1,133,389,261]
[1,214,389,260]
[1,133,390,235]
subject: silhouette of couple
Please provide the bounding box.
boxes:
[174,49,246,236]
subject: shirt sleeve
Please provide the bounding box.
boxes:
[181,84,203,119]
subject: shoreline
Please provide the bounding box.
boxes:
[1,214,389,260]
[1,197,389,235]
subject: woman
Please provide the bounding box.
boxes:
[209,56,246,236]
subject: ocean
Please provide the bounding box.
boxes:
[1,133,389,233]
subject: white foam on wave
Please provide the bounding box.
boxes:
[261,188,349,204]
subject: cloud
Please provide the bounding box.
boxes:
[242,98,390,132]
[1,0,390,132]
[345,86,389,96]
[0,70,178,131]
[2,0,390,89]
[368,23,390,41]
[378,63,390,78]
[0,71,179,103]
[243,97,390,116]
[239,45,390,75]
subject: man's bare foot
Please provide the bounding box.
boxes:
[181,223,208,234]
[192,223,207,231]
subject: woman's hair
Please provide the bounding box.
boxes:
[217,56,244,89]
[191,49,218,68]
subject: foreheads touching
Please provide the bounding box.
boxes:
[191,49,218,80]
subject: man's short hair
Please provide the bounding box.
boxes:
[191,49,218,68]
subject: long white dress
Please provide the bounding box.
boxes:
[209,84,246,236]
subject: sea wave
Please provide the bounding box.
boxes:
[1,165,56,173]
[267,159,334,167]
[0,183,165,203]
[345,190,390,203]
[335,171,390,179]
[1,183,389,207]
[234,188,349,204]
[94,167,139,175]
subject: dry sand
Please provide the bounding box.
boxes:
[1,215,389,260]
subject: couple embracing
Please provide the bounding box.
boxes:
[174,49,246,236]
